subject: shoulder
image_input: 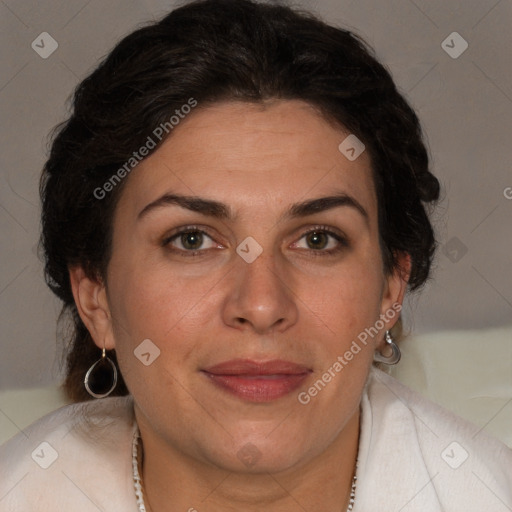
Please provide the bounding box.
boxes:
[367,367,511,452]
[0,395,137,512]
[0,395,136,459]
[357,368,512,511]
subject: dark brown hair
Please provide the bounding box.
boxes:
[40,0,440,402]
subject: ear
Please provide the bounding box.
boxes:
[379,251,411,331]
[68,265,116,351]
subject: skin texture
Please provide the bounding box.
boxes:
[70,100,409,511]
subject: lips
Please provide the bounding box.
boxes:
[202,359,311,402]
[203,359,310,376]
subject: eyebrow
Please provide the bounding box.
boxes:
[137,192,368,224]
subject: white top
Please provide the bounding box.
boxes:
[1,367,511,511]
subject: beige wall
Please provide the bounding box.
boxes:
[1,0,511,389]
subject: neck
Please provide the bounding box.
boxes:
[136,407,360,512]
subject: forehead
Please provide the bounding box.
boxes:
[116,100,377,222]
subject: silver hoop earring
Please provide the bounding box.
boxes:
[373,330,401,365]
[84,347,118,398]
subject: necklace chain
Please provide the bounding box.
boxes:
[132,428,147,512]
[132,428,357,512]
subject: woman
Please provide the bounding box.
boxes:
[1,0,510,510]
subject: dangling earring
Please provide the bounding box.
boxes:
[373,330,401,365]
[84,345,118,398]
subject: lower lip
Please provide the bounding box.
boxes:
[203,373,310,402]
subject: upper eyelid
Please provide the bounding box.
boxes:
[163,225,217,244]
[291,225,348,243]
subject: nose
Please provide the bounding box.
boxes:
[221,251,299,335]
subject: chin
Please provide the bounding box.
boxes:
[203,431,313,475]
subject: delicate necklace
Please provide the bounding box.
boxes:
[132,428,357,512]
[132,428,147,512]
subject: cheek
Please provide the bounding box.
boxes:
[108,270,203,403]
[106,255,223,360]
[300,254,384,332]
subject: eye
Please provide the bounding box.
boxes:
[162,226,347,258]
[163,228,218,254]
[292,227,348,255]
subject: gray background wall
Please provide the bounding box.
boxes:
[1,0,511,390]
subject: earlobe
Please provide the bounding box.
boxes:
[380,251,411,328]
[68,266,115,350]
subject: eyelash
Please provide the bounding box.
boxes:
[161,225,349,258]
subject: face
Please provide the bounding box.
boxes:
[73,100,407,474]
